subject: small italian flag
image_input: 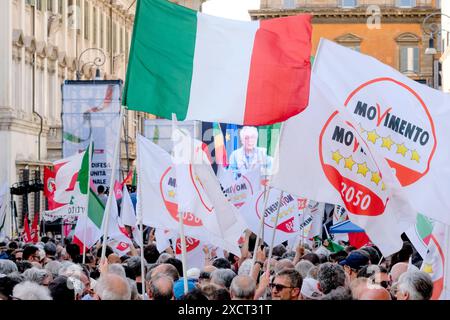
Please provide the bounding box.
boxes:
[72,143,105,253]
[123,0,312,126]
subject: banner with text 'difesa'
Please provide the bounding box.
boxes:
[62,80,122,191]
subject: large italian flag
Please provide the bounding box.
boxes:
[123,0,312,126]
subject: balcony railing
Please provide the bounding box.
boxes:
[260,0,435,9]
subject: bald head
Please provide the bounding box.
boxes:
[149,275,174,300]
[390,262,409,283]
[107,254,121,264]
[96,273,131,300]
[150,263,180,281]
[359,286,392,300]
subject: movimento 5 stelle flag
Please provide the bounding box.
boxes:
[123,0,312,125]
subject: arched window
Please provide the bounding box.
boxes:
[335,33,362,52]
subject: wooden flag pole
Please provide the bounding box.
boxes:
[100,106,124,263]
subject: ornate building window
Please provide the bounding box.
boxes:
[341,0,357,8]
[397,0,416,8]
[335,33,362,52]
[282,0,296,9]
[396,33,420,74]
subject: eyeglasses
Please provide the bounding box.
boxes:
[270,283,294,292]
[378,280,391,289]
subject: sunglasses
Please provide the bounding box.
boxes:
[270,283,294,292]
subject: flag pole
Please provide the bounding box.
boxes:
[267,190,284,266]
[100,106,125,263]
[171,113,189,295]
[443,225,450,299]
[135,129,146,299]
[250,186,271,276]
[82,139,93,264]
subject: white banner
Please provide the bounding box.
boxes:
[62,81,122,190]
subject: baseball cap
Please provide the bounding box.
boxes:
[339,251,370,271]
[173,278,197,299]
[301,278,323,300]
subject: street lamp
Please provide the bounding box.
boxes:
[76,48,106,80]
[422,12,450,88]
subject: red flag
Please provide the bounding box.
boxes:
[31,213,39,243]
[122,169,134,185]
[114,180,123,200]
[23,215,32,243]
[348,232,371,249]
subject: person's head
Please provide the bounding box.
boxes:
[272,244,287,259]
[229,275,256,300]
[125,256,142,280]
[395,270,433,300]
[274,259,295,274]
[23,245,40,263]
[212,257,231,269]
[44,242,57,258]
[307,266,319,280]
[0,275,19,300]
[301,253,320,266]
[12,281,52,300]
[148,263,180,282]
[144,243,160,264]
[48,276,75,300]
[107,253,121,264]
[320,286,352,300]
[148,274,174,300]
[65,244,81,263]
[389,262,416,284]
[15,261,33,273]
[239,126,258,152]
[339,250,370,281]
[210,268,236,289]
[357,265,390,290]
[300,277,323,300]
[359,285,392,300]
[23,267,53,286]
[97,185,105,195]
[0,259,18,275]
[13,249,23,262]
[108,263,126,279]
[95,273,131,300]
[360,246,381,264]
[165,257,183,277]
[295,260,314,279]
[199,283,221,300]
[317,262,346,294]
[180,288,208,301]
[271,269,302,300]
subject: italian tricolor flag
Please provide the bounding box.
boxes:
[72,144,105,253]
[123,0,312,125]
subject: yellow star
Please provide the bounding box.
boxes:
[381,136,394,150]
[168,190,175,198]
[366,130,380,144]
[357,162,369,177]
[332,150,343,165]
[371,171,382,185]
[411,150,420,163]
[225,133,231,141]
[344,156,356,171]
[396,143,408,157]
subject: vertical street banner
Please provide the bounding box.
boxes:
[62,80,122,190]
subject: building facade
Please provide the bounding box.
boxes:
[251,0,440,85]
[441,0,450,92]
[0,0,151,233]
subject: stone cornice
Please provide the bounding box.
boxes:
[0,110,50,136]
[250,8,441,23]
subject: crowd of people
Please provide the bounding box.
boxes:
[0,229,434,301]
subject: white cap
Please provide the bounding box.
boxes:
[186,268,200,280]
[301,278,323,300]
